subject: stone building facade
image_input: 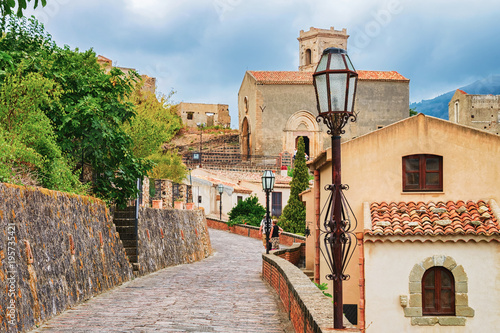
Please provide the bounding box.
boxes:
[177,102,231,128]
[448,89,500,135]
[238,27,409,160]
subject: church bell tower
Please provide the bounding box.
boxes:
[298,27,349,72]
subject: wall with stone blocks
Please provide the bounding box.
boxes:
[262,254,360,333]
[136,208,212,276]
[0,183,133,333]
[0,184,213,333]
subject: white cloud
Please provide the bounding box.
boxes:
[123,0,206,24]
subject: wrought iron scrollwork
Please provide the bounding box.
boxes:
[319,184,358,282]
[316,112,357,136]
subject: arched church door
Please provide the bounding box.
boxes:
[295,136,310,158]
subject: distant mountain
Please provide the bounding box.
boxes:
[410,75,500,120]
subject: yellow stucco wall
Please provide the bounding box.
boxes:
[306,113,500,327]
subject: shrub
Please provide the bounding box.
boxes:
[228,195,265,227]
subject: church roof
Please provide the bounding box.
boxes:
[365,200,500,238]
[247,70,408,85]
[248,71,313,84]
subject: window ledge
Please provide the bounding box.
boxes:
[401,191,445,195]
[411,316,466,326]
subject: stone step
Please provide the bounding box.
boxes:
[114,210,136,219]
[121,240,137,248]
[127,254,138,263]
[125,247,137,256]
[116,226,136,234]
[113,218,136,226]
[118,232,137,240]
[301,269,314,281]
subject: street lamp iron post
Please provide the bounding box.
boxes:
[261,170,275,254]
[312,47,359,329]
[217,183,224,221]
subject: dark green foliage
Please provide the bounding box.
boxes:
[228,195,265,227]
[0,70,83,192]
[279,136,309,234]
[1,0,47,20]
[0,17,152,205]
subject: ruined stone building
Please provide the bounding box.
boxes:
[97,55,156,94]
[238,27,409,159]
[177,103,231,128]
[449,89,500,135]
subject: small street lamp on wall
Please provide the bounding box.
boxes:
[313,47,358,329]
[217,183,224,221]
[261,170,275,254]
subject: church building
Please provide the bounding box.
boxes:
[238,27,410,160]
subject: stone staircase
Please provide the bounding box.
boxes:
[113,206,140,273]
[301,268,314,281]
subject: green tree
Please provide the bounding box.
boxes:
[409,107,418,116]
[123,86,182,158]
[0,16,152,205]
[0,70,83,192]
[279,136,309,234]
[147,150,186,184]
[1,0,47,19]
[122,83,186,183]
[228,195,265,227]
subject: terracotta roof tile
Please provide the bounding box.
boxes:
[356,70,409,82]
[248,70,409,85]
[366,200,500,237]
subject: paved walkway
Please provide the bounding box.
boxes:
[32,229,293,332]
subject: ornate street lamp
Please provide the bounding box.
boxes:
[313,47,358,329]
[217,183,224,220]
[261,170,275,254]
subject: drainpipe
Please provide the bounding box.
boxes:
[357,232,365,331]
[314,169,320,284]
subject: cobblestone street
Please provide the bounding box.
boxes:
[31,228,293,332]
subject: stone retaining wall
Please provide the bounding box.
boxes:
[0,183,212,332]
[137,208,211,276]
[0,183,132,333]
[262,254,360,333]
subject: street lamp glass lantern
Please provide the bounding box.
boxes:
[261,170,275,191]
[313,47,358,116]
[217,183,224,194]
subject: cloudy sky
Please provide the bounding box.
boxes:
[25,0,500,128]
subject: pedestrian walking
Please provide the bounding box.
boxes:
[270,219,283,250]
[258,214,270,249]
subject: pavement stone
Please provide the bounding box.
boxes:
[31,228,293,333]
